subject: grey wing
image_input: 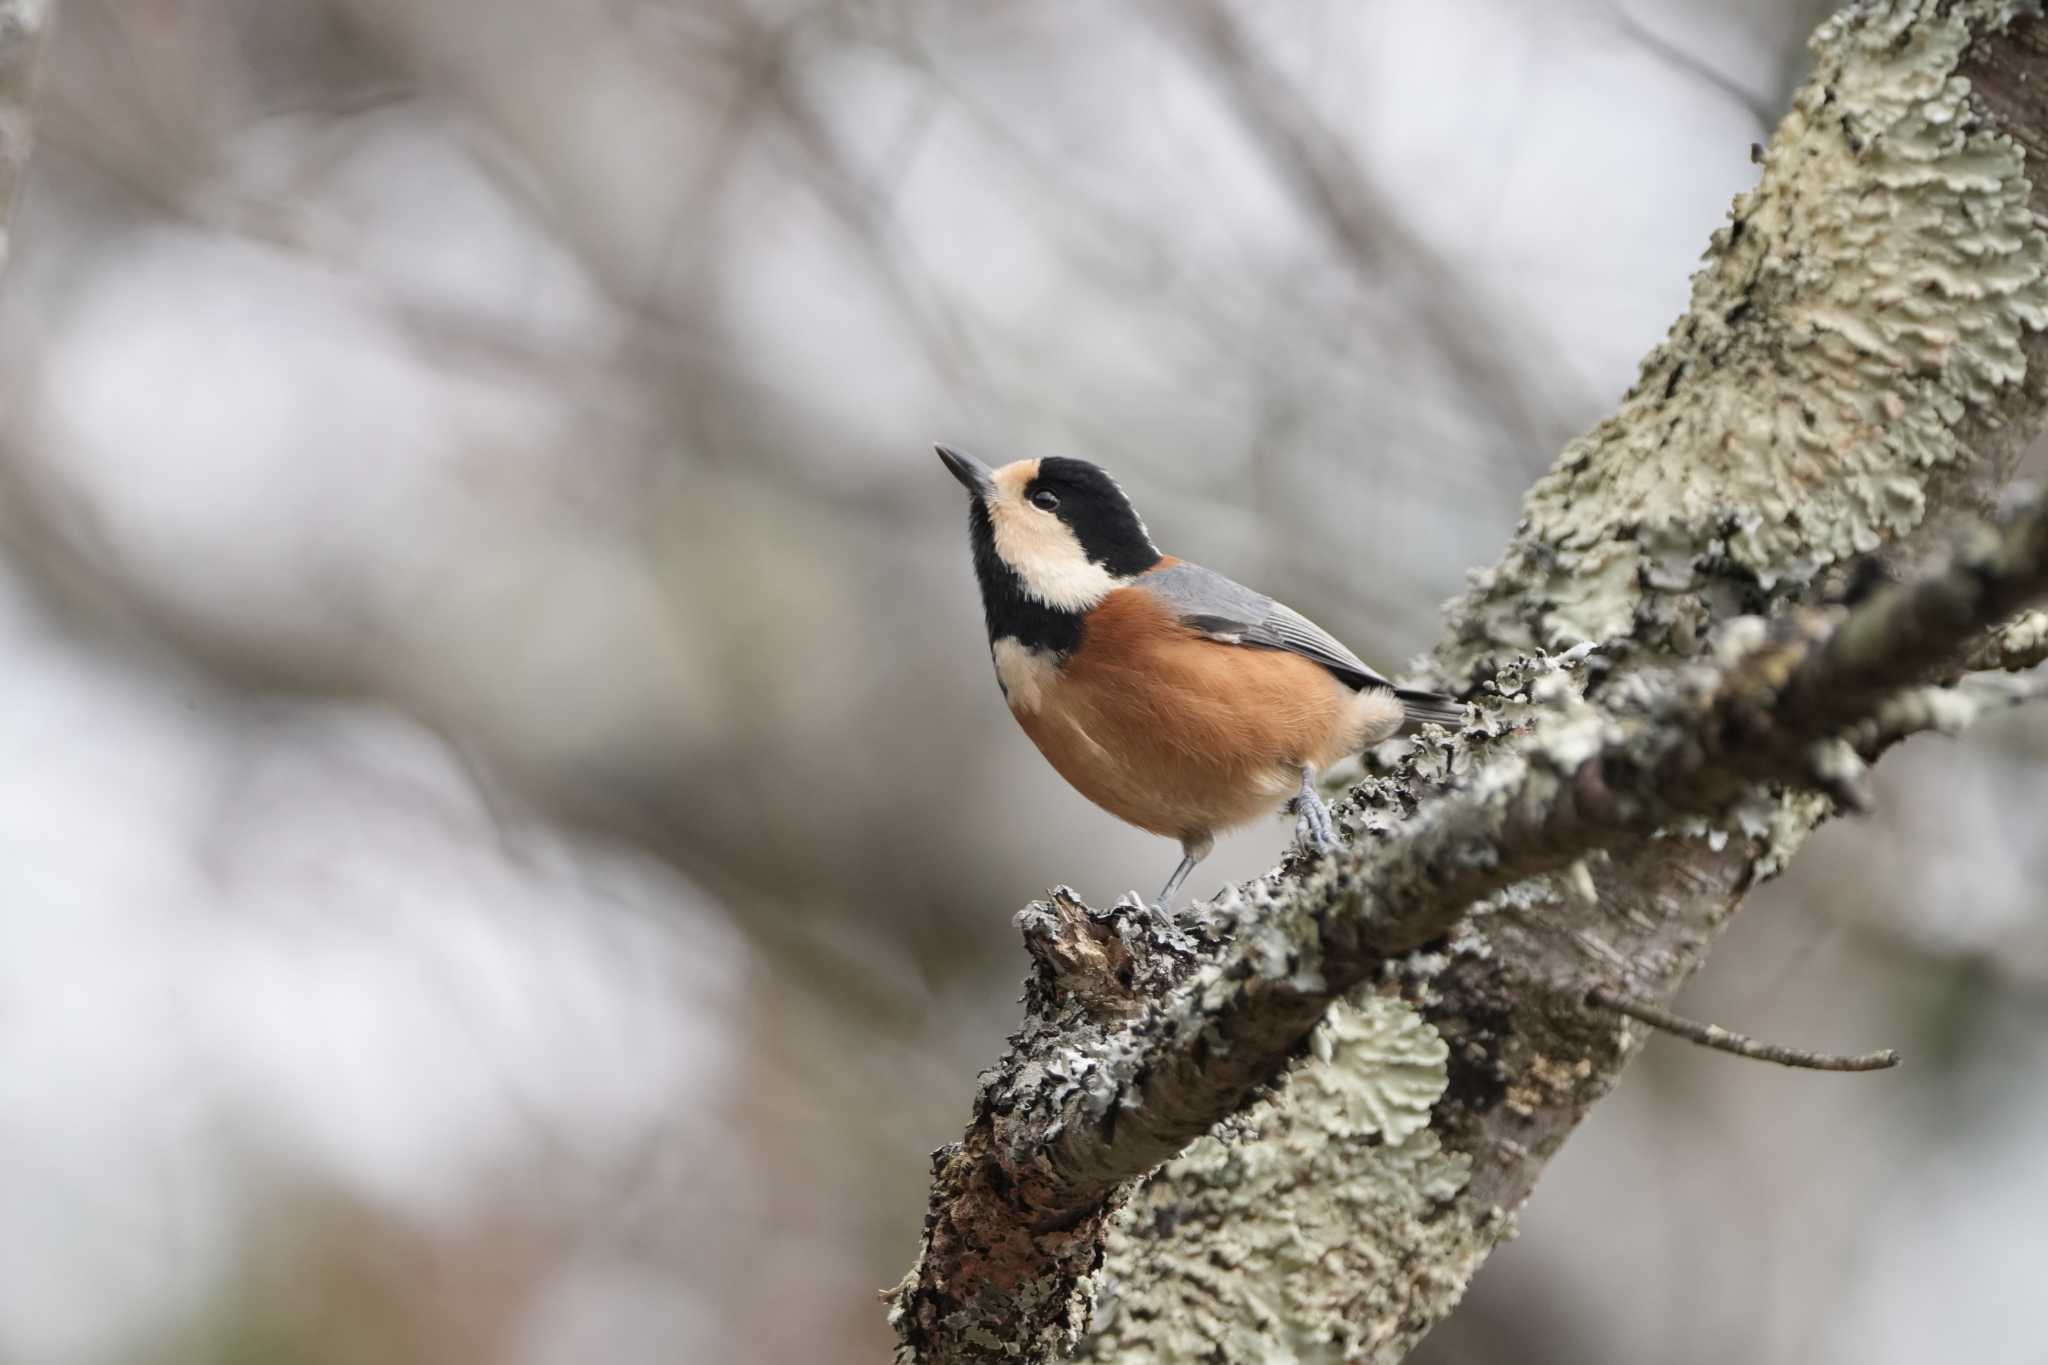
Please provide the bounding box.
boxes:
[1137,561,1394,691]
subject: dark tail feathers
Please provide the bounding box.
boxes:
[1395,688,1468,732]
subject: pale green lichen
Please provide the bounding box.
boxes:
[1993,606,2048,664]
[1079,996,1494,1365]
[1738,787,1833,881]
[1443,0,2048,677]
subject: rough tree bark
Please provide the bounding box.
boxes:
[891,3,2048,1362]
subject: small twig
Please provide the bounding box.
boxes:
[1966,607,2048,672]
[1588,987,1900,1072]
[1603,2,1778,129]
[1851,668,2048,758]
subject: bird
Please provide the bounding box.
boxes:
[937,444,1465,909]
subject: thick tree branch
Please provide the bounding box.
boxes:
[894,486,2048,1363]
[893,4,2048,1362]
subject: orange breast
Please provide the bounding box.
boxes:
[1009,586,1386,842]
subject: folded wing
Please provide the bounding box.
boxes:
[1136,561,1393,692]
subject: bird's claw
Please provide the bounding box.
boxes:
[1293,789,1340,855]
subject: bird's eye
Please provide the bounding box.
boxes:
[1030,490,1060,512]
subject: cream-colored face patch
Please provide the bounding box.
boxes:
[991,636,1062,714]
[986,459,1120,611]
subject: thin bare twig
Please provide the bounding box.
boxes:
[1586,986,1901,1072]
[1604,3,1778,128]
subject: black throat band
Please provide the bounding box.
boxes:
[967,500,1086,656]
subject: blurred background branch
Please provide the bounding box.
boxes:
[0,0,49,255]
[1158,0,1567,451]
[0,2,2041,1364]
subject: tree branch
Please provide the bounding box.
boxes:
[894,484,2048,1362]
[892,4,2048,1361]
[1968,606,2048,671]
[1584,986,1900,1072]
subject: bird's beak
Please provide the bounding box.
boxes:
[936,444,994,497]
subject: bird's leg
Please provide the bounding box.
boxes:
[1292,765,1339,854]
[1154,834,1213,913]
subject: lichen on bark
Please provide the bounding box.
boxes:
[1361,8,2048,1355]
[1989,604,2048,664]
[1445,0,2048,679]
[1082,997,1487,1365]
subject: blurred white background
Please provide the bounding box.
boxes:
[1,1,2043,1361]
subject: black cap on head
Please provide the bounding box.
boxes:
[1027,457,1159,578]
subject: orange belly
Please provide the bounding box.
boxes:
[1006,588,1401,843]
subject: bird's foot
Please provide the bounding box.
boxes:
[1292,788,1340,855]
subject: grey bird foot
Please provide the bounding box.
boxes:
[1292,787,1339,855]
[1152,835,1215,914]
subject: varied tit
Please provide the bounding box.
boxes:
[937,444,1465,909]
